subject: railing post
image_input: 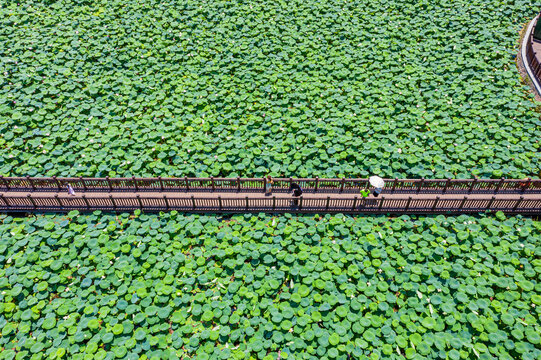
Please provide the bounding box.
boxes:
[468,177,477,194]
[163,195,169,210]
[132,176,139,191]
[443,178,450,194]
[245,196,249,210]
[53,176,61,191]
[405,196,412,211]
[315,177,319,193]
[417,178,424,194]
[391,178,397,193]
[211,177,215,192]
[340,178,345,193]
[495,177,504,194]
[486,196,495,210]
[185,176,189,191]
[432,196,440,211]
[0,194,8,208]
[80,176,87,192]
[82,195,90,210]
[109,195,117,210]
[27,176,36,191]
[191,195,195,209]
[54,194,63,208]
[378,196,385,211]
[513,196,524,212]
[522,178,531,193]
[459,196,468,210]
[263,177,266,192]
[137,194,143,209]
[237,177,240,192]
[0,176,10,190]
[289,177,293,189]
[27,194,37,209]
[325,196,330,211]
[272,196,276,211]
[158,176,164,192]
[106,176,113,192]
[218,196,222,210]
[352,196,358,210]
[299,196,303,210]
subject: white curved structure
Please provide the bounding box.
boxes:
[521,15,541,95]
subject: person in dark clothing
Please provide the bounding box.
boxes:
[289,183,303,206]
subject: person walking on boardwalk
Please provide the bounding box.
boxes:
[67,184,76,196]
[265,175,274,196]
[289,182,303,206]
[369,176,385,197]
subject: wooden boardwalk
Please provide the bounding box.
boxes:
[1,189,540,215]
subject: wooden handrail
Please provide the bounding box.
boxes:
[0,177,540,194]
[0,192,538,215]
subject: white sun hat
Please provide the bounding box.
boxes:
[369,176,385,188]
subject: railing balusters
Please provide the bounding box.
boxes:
[432,196,440,211]
[495,177,504,194]
[53,176,61,191]
[27,176,36,191]
[513,196,524,212]
[132,176,139,191]
[468,177,477,194]
[459,196,468,210]
[0,194,8,208]
[417,178,424,194]
[109,195,116,210]
[106,176,113,192]
[486,196,495,210]
[80,176,87,191]
[0,176,10,190]
[27,194,36,209]
[82,195,90,210]
[443,178,450,194]
[54,194,63,208]
[164,195,169,210]
[405,196,412,211]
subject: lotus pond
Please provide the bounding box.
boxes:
[0,0,540,179]
[0,211,540,360]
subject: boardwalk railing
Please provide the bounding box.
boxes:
[1,176,540,194]
[525,15,541,87]
[0,193,539,215]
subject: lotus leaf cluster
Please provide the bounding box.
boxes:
[0,211,540,359]
[0,0,540,178]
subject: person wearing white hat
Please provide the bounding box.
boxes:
[369,176,385,197]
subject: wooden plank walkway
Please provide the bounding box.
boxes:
[1,190,540,215]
